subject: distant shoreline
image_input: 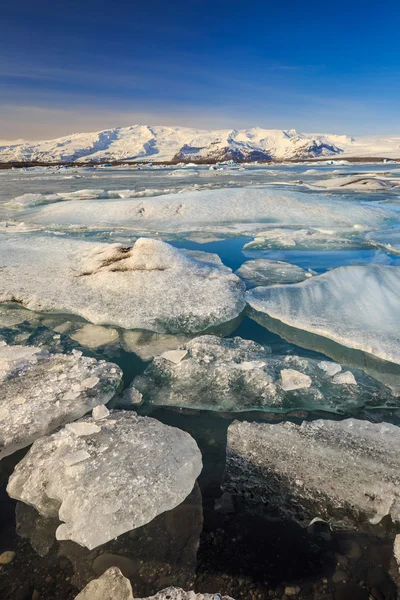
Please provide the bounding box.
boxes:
[0,156,397,169]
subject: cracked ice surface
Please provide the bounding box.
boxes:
[0,344,121,459]
[131,335,395,413]
[7,410,203,550]
[0,236,245,333]
[223,418,400,527]
[247,265,400,365]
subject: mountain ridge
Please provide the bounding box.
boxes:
[0,125,399,164]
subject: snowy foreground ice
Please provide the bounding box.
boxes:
[247,265,400,365]
[0,236,245,333]
[0,344,121,459]
[223,419,400,528]
[7,411,202,549]
[130,335,396,413]
[17,187,393,233]
[75,567,234,600]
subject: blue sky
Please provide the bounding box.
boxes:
[1,0,399,139]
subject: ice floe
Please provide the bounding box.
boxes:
[16,187,393,233]
[223,418,400,527]
[307,174,398,191]
[0,343,121,459]
[0,236,245,333]
[247,265,400,365]
[131,335,395,413]
[235,259,310,288]
[7,410,202,549]
[242,227,367,251]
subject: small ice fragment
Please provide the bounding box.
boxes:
[317,361,342,376]
[62,450,90,466]
[237,361,266,371]
[161,349,188,364]
[65,422,101,437]
[81,376,100,389]
[332,371,357,385]
[92,405,110,420]
[280,369,312,391]
[119,386,143,407]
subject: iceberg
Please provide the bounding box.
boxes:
[0,236,245,333]
[246,265,400,365]
[0,343,121,459]
[7,410,203,549]
[235,259,310,288]
[223,418,400,527]
[131,335,395,413]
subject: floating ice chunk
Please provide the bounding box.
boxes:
[307,175,397,191]
[65,422,101,436]
[332,371,357,385]
[92,404,110,420]
[0,344,121,459]
[116,385,144,408]
[7,411,202,550]
[121,330,191,360]
[160,349,188,364]
[223,419,400,527]
[0,236,245,333]
[70,325,119,349]
[235,259,308,288]
[317,361,342,376]
[247,265,400,365]
[81,375,100,388]
[75,567,236,600]
[0,304,33,327]
[75,567,134,600]
[62,450,91,466]
[243,227,365,251]
[131,335,395,413]
[280,369,312,391]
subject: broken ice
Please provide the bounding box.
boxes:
[223,418,400,527]
[7,410,203,549]
[131,335,396,413]
[0,343,121,459]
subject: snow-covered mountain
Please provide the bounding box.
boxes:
[0,125,399,163]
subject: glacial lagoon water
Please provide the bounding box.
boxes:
[1,162,400,600]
